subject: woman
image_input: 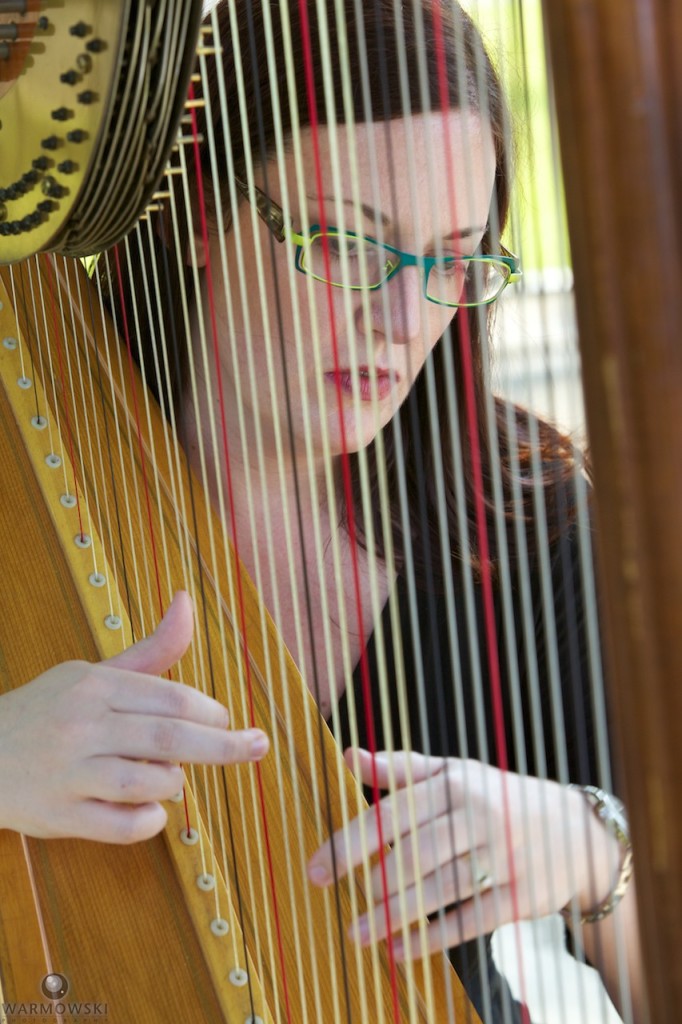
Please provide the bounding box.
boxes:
[0,1,642,1020]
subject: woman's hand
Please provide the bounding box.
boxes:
[0,592,269,844]
[307,749,620,960]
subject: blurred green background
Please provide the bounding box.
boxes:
[460,0,571,276]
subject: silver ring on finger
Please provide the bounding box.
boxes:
[473,868,494,894]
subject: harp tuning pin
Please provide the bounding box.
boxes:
[69,22,90,39]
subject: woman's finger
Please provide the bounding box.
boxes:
[76,799,171,845]
[353,853,495,945]
[103,713,269,765]
[345,748,446,789]
[370,814,475,900]
[76,756,185,804]
[105,591,194,676]
[392,891,503,961]
[101,671,230,729]
[309,770,454,885]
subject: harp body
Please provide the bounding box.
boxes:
[0,0,680,1021]
[0,256,473,1021]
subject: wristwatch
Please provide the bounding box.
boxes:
[560,785,634,925]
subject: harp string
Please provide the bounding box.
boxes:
[301,6,528,1007]
[469,3,631,1018]
[26,258,58,455]
[161,162,270,982]
[293,12,421,1020]
[7,267,27,382]
[426,5,532,1015]
[319,0,444,1004]
[246,1,388,1015]
[193,6,387,1015]
[460,4,584,1013]
[19,836,65,1024]
[319,0,473,998]
[100,247,152,640]
[132,209,265,1000]
[171,123,285,1001]
[59,256,110,584]
[133,212,229,863]
[16,264,42,426]
[202,5,369,1019]
[186,59,305,1020]
[233,0,503,1007]
[40,257,84,539]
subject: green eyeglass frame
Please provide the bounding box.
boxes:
[235,177,522,307]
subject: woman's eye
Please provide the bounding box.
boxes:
[434,257,465,277]
[326,236,359,258]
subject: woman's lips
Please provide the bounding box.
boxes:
[324,367,398,402]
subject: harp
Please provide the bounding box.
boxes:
[0,1,679,1023]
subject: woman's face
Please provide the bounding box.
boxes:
[195,111,496,466]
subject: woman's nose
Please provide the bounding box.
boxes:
[368,266,423,345]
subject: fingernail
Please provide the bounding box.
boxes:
[249,731,269,759]
[308,863,331,886]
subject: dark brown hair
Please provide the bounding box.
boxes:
[117,0,579,583]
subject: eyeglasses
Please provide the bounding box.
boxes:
[235,177,522,308]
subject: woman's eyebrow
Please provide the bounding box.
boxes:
[308,193,390,227]
[443,225,487,240]
[308,193,485,240]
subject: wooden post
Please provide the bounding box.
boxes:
[542,1,682,1018]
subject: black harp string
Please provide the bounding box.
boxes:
[360,0,480,1005]
[62,255,114,587]
[209,6,368,1015]
[174,80,290,1012]
[88,262,137,635]
[34,258,73,510]
[106,240,155,639]
[16,265,42,424]
[463,5,584,1008]
[244,4,358,1019]
[24,259,50,434]
[362,4,508,1015]
[146,200,261,1023]
[476,2,630,1016]
[240,3,356,1019]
